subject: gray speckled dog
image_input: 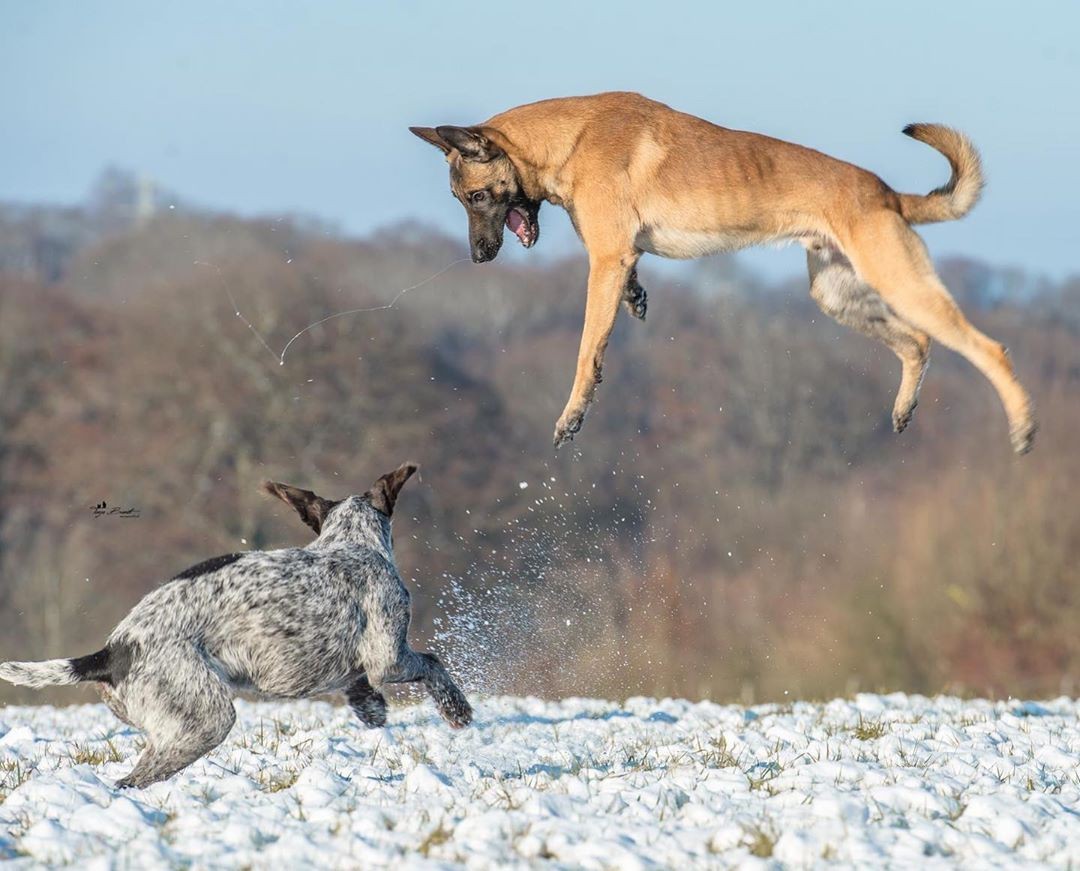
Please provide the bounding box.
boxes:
[0,462,472,788]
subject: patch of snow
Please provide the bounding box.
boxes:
[0,694,1077,866]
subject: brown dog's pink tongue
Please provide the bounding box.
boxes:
[506,208,527,241]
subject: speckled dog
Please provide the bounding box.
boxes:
[0,462,472,788]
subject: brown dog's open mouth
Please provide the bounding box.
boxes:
[506,206,538,248]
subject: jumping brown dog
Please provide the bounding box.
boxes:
[411,92,1036,453]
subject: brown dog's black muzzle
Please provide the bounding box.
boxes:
[471,235,502,263]
[462,210,498,264]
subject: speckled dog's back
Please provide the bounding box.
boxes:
[0,462,472,788]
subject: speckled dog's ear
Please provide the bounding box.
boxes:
[262,481,337,534]
[367,462,419,517]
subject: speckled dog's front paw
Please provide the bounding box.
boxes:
[440,696,473,730]
[433,681,472,729]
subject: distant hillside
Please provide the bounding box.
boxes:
[1,182,1077,705]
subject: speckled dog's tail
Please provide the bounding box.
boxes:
[0,648,115,689]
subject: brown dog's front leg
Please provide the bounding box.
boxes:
[554,252,637,448]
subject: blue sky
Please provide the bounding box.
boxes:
[3,1,1077,279]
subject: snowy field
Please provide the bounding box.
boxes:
[1,694,1078,868]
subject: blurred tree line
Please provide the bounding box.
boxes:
[1,174,1077,704]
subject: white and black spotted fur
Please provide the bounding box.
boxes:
[0,462,472,789]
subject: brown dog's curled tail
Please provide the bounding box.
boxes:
[897,124,985,224]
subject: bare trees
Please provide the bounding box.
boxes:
[0,212,1077,703]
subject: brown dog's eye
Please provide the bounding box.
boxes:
[469,190,488,204]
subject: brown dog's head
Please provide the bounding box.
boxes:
[409,125,540,263]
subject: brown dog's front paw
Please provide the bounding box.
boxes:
[622,267,647,320]
[622,285,647,321]
[622,296,647,321]
[553,412,585,449]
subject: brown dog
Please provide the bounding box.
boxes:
[411,92,1035,453]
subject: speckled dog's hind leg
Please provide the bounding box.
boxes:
[97,683,135,728]
[114,645,236,789]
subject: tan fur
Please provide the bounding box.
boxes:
[898,124,985,223]
[415,92,1035,452]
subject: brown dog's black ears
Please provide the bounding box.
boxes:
[367,462,419,517]
[262,481,338,535]
[409,126,452,155]
[433,126,503,162]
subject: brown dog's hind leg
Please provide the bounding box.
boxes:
[807,244,931,433]
[554,249,638,447]
[842,213,1036,453]
[890,337,931,434]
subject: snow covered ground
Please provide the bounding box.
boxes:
[1,694,1078,868]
